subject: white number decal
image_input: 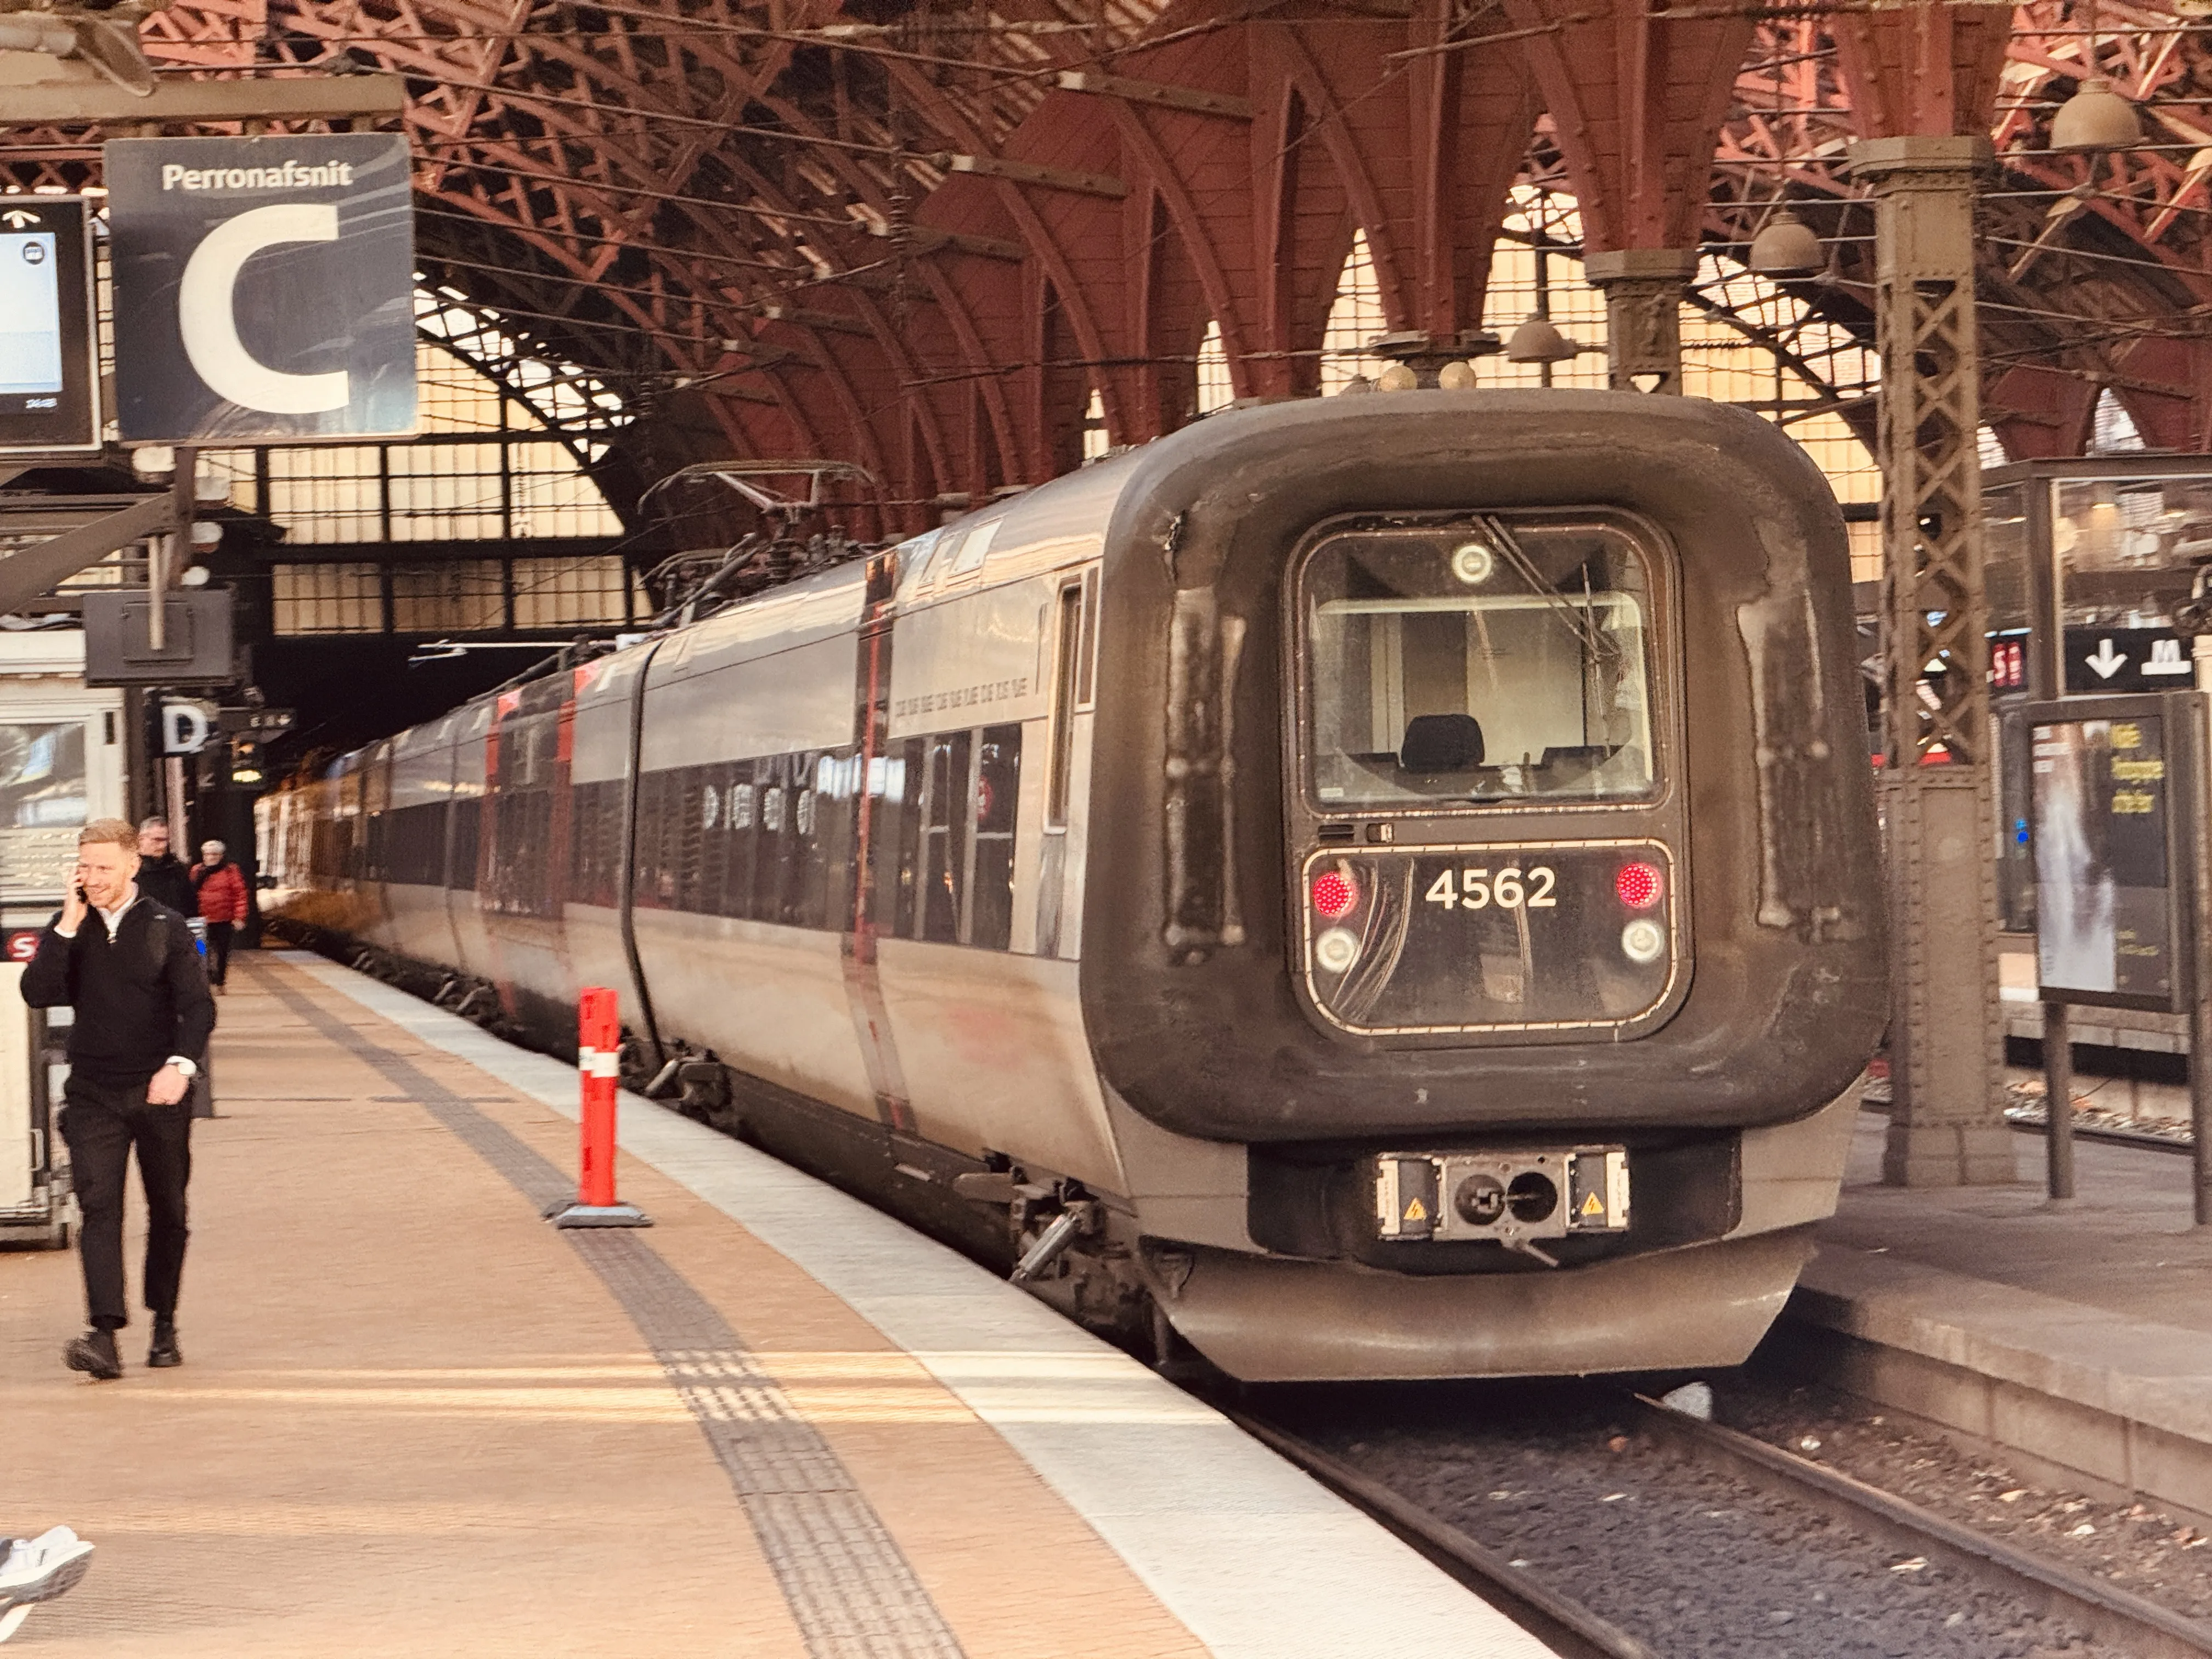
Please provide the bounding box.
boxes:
[1422,865,1559,913]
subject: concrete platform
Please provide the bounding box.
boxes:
[1768,1107,2212,1527]
[0,951,1554,1657]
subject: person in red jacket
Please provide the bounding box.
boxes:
[189,840,248,993]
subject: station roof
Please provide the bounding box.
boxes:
[6,1,2209,532]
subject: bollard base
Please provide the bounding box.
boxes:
[549,1201,652,1229]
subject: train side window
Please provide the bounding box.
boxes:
[1046,582,1084,828]
[917,730,971,943]
[880,738,922,940]
[969,724,1021,949]
[721,761,757,921]
[450,797,480,891]
[631,769,669,909]
[1076,566,1099,709]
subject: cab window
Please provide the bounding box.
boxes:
[1304,517,1659,808]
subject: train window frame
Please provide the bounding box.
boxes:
[1287,507,1682,820]
[1045,579,1085,828]
[941,518,1001,586]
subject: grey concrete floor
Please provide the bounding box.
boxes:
[1824,1110,2212,1338]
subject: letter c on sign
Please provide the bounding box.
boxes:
[178,203,350,414]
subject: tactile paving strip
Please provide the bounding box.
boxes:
[259,968,968,1659]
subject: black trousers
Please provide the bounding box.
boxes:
[205,922,233,986]
[59,1074,191,1330]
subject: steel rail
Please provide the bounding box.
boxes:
[2005,1110,2194,1157]
[1221,1407,1660,1659]
[1630,1396,2212,1659]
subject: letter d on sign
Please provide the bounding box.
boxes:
[178,203,350,414]
[160,702,210,756]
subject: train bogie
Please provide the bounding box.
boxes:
[263,390,1884,1382]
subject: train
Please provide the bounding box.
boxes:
[258,390,1887,1381]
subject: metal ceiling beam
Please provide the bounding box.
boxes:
[0,71,404,127]
[0,492,174,616]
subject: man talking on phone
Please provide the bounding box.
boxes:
[21,819,215,1380]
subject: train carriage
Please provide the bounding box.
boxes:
[262,390,1886,1381]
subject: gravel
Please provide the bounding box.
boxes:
[1715,1373,2212,1624]
[1265,1379,2129,1659]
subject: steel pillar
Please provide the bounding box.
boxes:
[1583,249,1699,394]
[1850,135,2013,1187]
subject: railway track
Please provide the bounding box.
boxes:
[1233,1390,2212,1659]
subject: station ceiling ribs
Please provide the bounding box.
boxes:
[12,0,2212,532]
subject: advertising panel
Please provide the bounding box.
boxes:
[2028,692,2203,1013]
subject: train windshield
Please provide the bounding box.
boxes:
[1304,518,1658,808]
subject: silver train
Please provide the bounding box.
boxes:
[259,392,1886,1381]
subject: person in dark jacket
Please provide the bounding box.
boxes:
[189,840,249,992]
[22,818,215,1380]
[133,818,195,916]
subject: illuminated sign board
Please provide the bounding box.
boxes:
[2027,691,2204,1014]
[0,196,100,455]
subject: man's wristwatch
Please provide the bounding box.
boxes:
[166,1056,198,1079]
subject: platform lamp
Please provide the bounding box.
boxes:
[1503,314,1579,365]
[1747,208,1825,275]
[2052,0,2144,155]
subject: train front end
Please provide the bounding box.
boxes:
[1081,391,1886,1380]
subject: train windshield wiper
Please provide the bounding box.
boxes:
[1479,514,1620,664]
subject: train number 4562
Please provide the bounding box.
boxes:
[1424,866,1556,911]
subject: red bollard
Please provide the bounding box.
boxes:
[550,986,651,1229]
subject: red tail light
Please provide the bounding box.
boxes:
[1311,869,1358,920]
[1615,862,1663,910]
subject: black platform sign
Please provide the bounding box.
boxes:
[0,196,99,455]
[105,134,416,444]
[2027,692,2204,1013]
[2063,625,2197,694]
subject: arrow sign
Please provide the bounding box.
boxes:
[0,209,39,230]
[2063,627,2190,694]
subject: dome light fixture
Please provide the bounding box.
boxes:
[1374,363,1419,392]
[1748,208,1824,275]
[1503,314,1579,364]
[1436,359,1478,391]
[2051,76,2143,153]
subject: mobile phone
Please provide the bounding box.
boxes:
[75,884,88,903]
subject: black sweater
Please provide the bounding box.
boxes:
[21,899,216,1084]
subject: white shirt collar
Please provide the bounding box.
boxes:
[97,885,138,937]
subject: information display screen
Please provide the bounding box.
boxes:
[0,198,99,454]
[2029,692,2202,1013]
[0,232,64,398]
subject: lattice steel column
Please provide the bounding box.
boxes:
[1850,135,2013,1187]
[1584,249,1699,394]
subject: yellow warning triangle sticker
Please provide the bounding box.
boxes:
[1580,1192,1605,1217]
[1403,1198,1428,1221]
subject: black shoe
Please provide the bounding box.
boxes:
[63,1329,121,1380]
[147,1321,181,1369]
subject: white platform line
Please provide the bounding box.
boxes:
[284,955,1558,1659]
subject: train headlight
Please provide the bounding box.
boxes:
[1314,927,1361,974]
[1311,868,1359,920]
[1621,918,1666,964]
[1449,541,1495,586]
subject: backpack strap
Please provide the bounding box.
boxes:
[144,907,168,977]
